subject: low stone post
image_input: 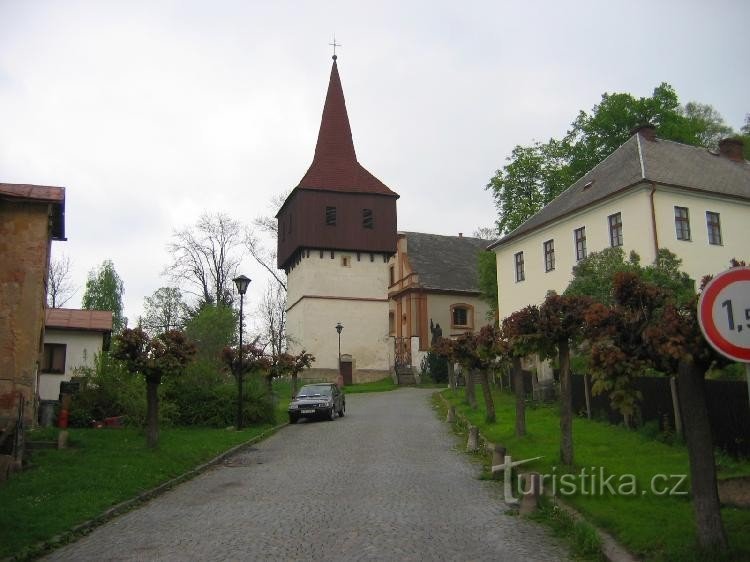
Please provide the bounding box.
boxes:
[446,405,456,423]
[466,425,479,453]
[519,472,542,515]
[491,444,506,480]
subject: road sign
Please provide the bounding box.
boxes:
[698,267,750,362]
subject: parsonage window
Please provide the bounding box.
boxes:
[574,227,587,261]
[42,343,66,374]
[514,251,525,282]
[362,208,373,229]
[451,305,471,327]
[706,211,722,245]
[608,212,623,247]
[543,239,555,272]
[674,206,691,241]
[325,206,337,226]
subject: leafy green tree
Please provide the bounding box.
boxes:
[477,251,499,318]
[141,287,187,335]
[184,305,237,366]
[82,260,125,332]
[112,328,195,448]
[487,84,735,235]
[565,247,694,306]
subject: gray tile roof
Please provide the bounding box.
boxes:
[403,232,492,292]
[490,134,750,249]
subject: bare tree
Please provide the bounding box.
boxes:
[244,191,289,291]
[47,254,76,308]
[165,213,243,307]
[257,280,288,366]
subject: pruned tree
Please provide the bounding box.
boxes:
[537,293,594,465]
[165,212,243,308]
[82,260,125,332]
[112,328,195,448]
[432,337,457,390]
[473,325,503,423]
[141,287,187,336]
[276,350,315,396]
[47,254,76,308]
[452,333,478,410]
[585,269,736,551]
[501,305,542,437]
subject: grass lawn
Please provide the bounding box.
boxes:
[2,379,295,560]
[439,388,750,562]
[342,377,398,394]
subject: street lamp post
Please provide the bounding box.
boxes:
[335,322,343,374]
[233,275,251,430]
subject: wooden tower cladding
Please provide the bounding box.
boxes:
[276,57,399,271]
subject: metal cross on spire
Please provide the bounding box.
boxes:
[329,35,341,60]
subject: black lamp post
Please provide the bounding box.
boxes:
[233,274,251,429]
[335,322,343,373]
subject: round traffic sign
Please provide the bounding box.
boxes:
[698,267,750,362]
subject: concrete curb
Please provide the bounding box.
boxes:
[11,422,288,562]
[435,392,639,562]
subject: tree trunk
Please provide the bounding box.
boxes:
[465,365,477,409]
[146,379,160,449]
[677,357,727,551]
[448,361,456,391]
[512,356,526,437]
[559,339,573,466]
[292,373,298,397]
[478,369,496,423]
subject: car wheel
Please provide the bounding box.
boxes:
[338,402,345,417]
[328,407,336,421]
[289,414,298,424]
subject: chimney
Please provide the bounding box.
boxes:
[458,232,463,238]
[718,138,744,162]
[630,123,656,142]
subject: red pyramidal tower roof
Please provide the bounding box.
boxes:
[297,58,398,197]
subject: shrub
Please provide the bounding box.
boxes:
[68,353,177,427]
[420,351,449,383]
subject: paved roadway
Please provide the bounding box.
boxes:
[46,388,567,561]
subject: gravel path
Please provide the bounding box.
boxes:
[45,388,567,561]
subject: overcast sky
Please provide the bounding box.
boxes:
[2,0,748,330]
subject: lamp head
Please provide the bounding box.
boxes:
[335,322,343,334]
[233,274,251,295]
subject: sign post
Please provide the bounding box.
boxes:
[697,267,750,401]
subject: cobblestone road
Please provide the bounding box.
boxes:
[46,389,567,561]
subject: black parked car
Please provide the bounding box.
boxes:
[288,383,345,423]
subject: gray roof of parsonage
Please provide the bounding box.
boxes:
[489,134,750,250]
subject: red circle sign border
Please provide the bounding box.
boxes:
[698,267,750,363]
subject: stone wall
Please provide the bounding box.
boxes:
[0,201,52,432]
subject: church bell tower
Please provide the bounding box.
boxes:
[276,55,399,381]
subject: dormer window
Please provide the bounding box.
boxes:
[326,206,337,226]
[362,208,374,229]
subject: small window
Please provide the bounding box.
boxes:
[574,227,587,261]
[514,251,525,282]
[330,251,335,259]
[706,212,722,245]
[608,212,623,247]
[389,311,395,336]
[42,343,66,374]
[543,239,555,272]
[341,256,351,267]
[325,206,337,226]
[362,209,374,229]
[452,306,469,327]
[389,265,395,286]
[675,207,691,241]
